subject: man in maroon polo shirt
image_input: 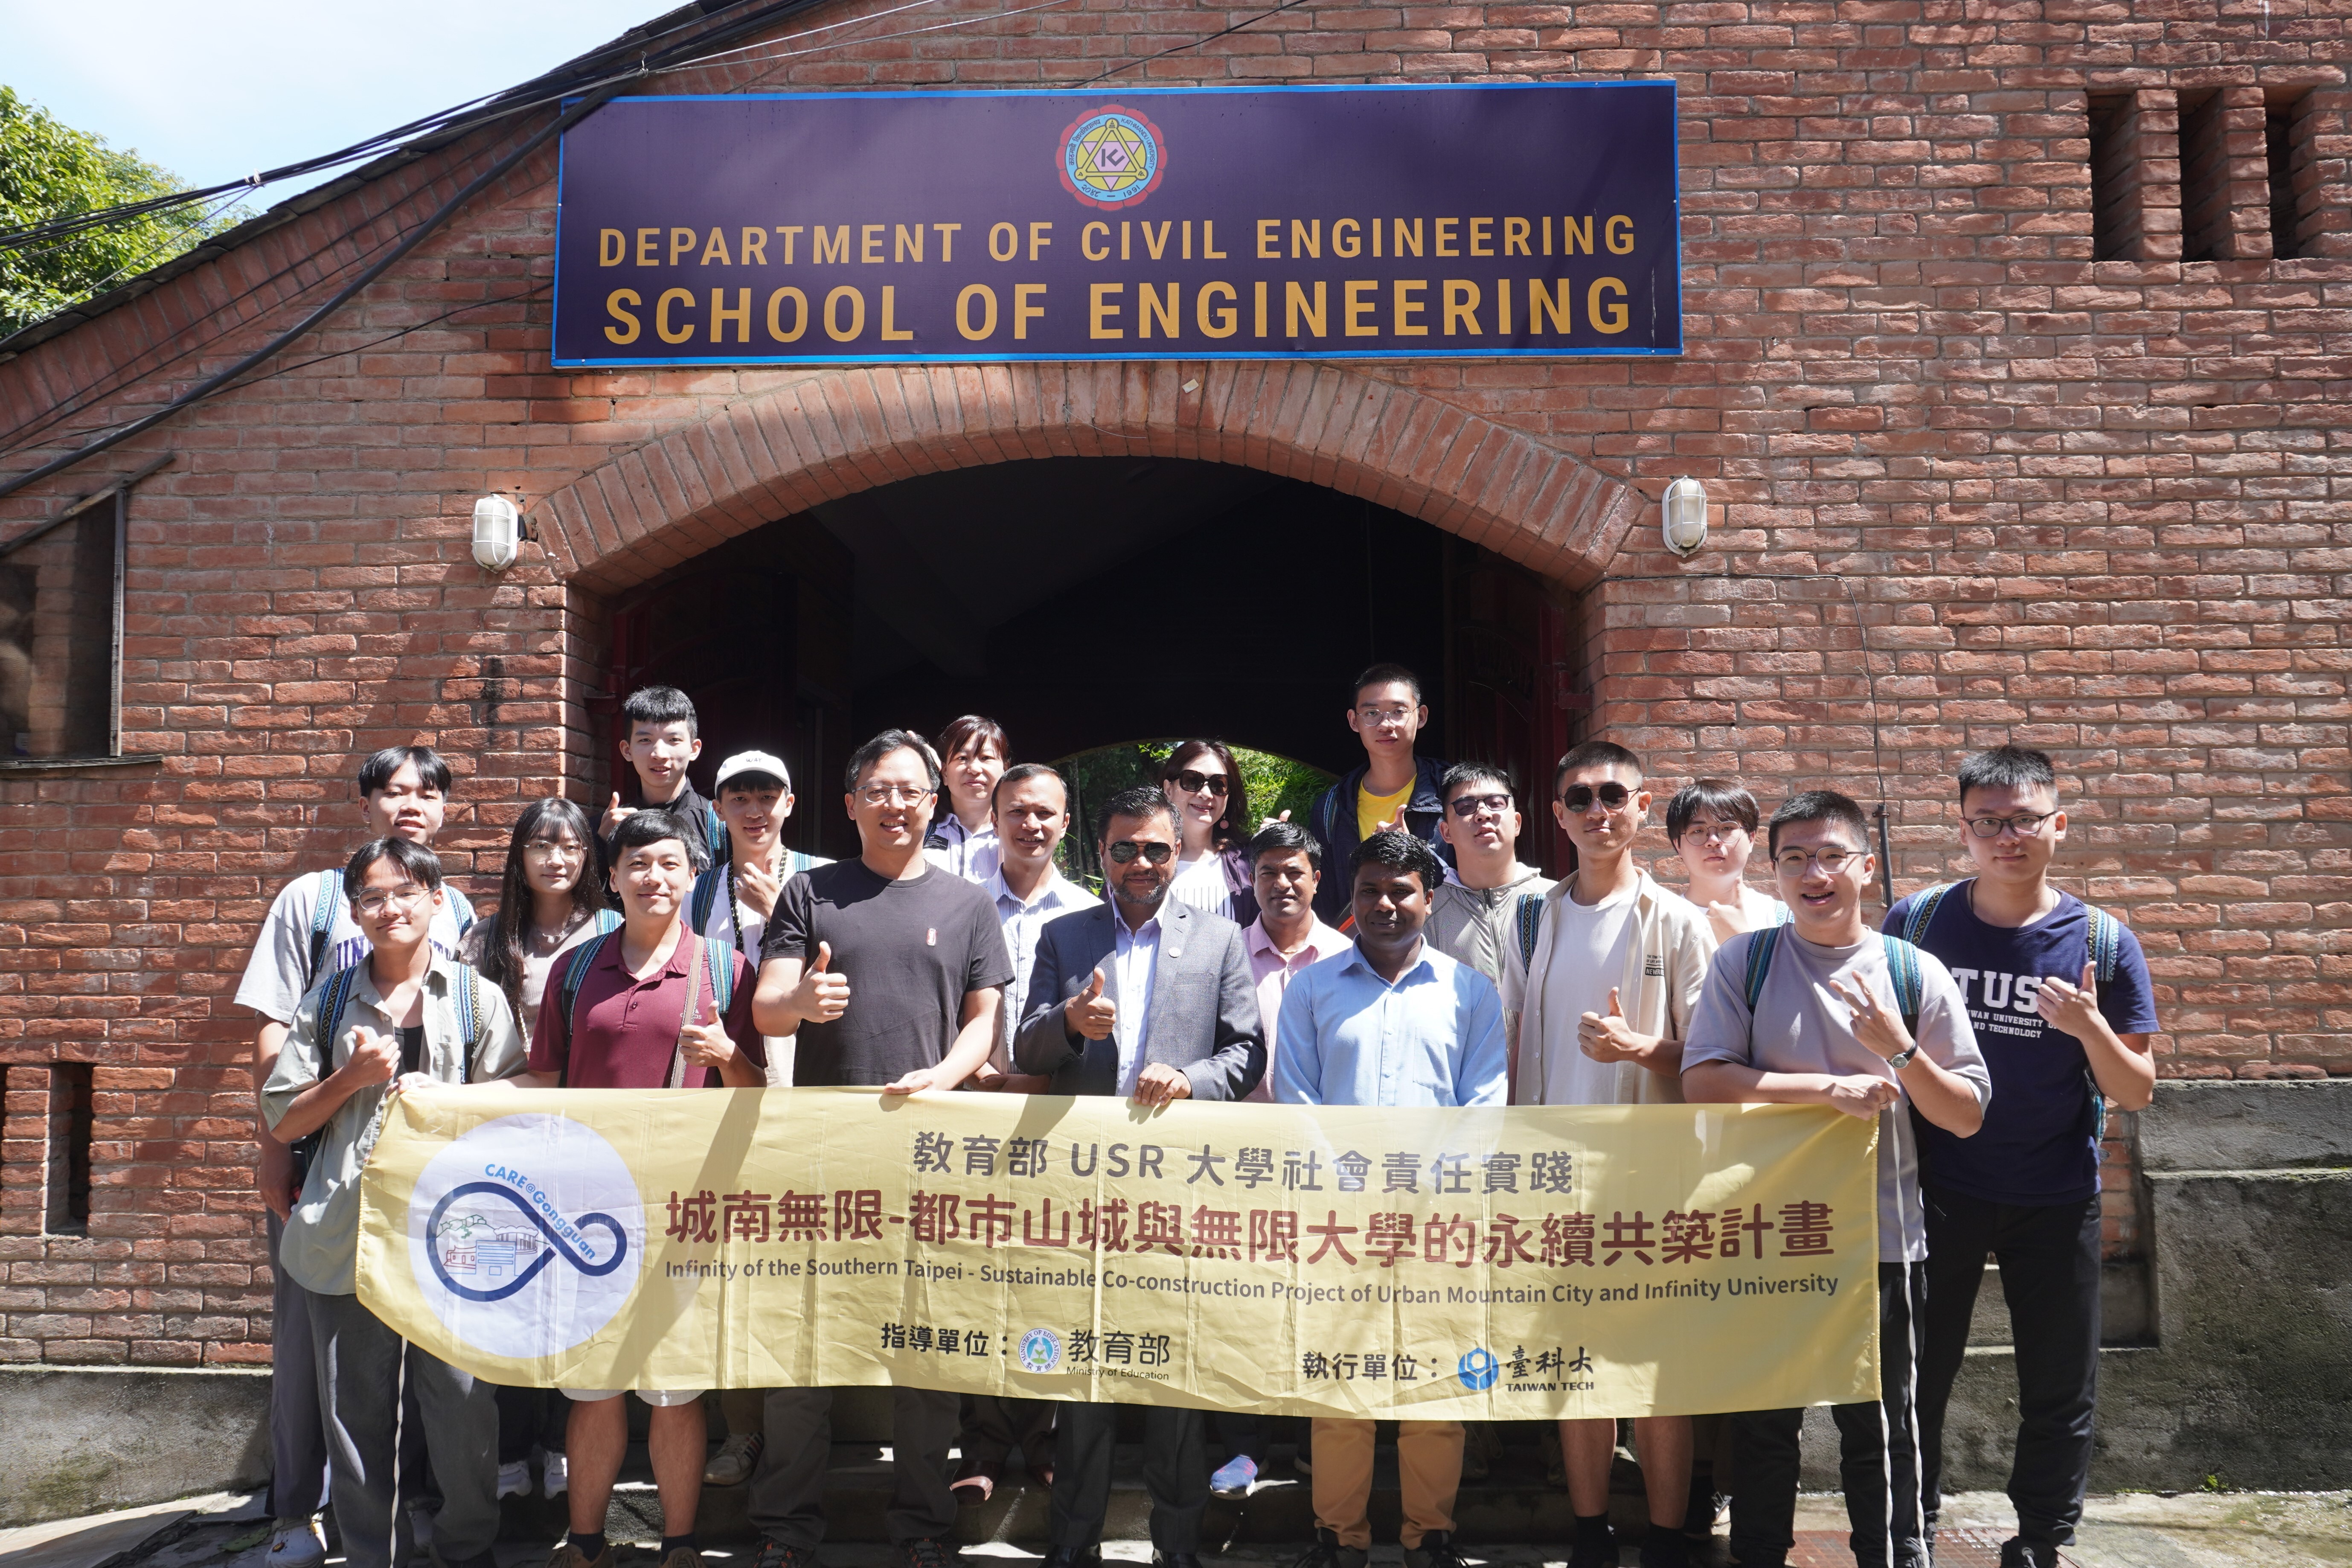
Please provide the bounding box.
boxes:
[531,808,765,1568]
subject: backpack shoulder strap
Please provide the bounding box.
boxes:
[704,934,736,1018]
[306,868,343,977]
[561,930,615,1033]
[1515,891,1546,969]
[1879,933,1925,1035]
[690,865,723,932]
[704,804,728,861]
[2086,904,2122,986]
[592,907,623,935]
[1742,927,1782,1013]
[314,960,363,1067]
[1900,882,1955,949]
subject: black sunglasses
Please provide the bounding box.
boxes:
[1106,840,1175,865]
[1166,769,1229,797]
[1560,782,1634,812]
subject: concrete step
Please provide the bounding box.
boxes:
[1962,1258,2151,1348]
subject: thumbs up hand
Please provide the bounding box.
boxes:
[1577,987,1648,1063]
[793,940,851,1023]
[679,988,737,1071]
[600,791,629,837]
[1067,966,1117,1041]
[2033,961,2102,1041]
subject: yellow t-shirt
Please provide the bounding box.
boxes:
[1358,779,1414,843]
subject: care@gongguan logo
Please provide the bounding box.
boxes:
[407,1113,645,1361]
[1058,106,1166,210]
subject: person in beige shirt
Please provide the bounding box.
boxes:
[1506,741,1714,1568]
[1427,761,1555,1091]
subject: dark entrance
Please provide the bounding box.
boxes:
[600,458,1578,869]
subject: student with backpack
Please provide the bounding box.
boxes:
[1887,746,2157,1568]
[235,744,478,1568]
[1509,742,1714,1568]
[600,684,728,867]
[1427,762,1555,1094]
[1683,789,1991,1568]
[261,837,528,1568]
[529,808,765,1568]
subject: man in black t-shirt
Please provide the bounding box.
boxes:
[749,730,1012,1568]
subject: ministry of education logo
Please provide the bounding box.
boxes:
[1018,1327,1064,1373]
[1058,106,1166,209]
[407,1113,646,1361]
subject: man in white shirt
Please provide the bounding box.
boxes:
[952,762,1088,1504]
[1510,740,1715,1568]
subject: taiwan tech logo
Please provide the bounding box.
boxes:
[407,1114,645,1361]
[1058,106,1166,210]
[1458,1347,1500,1391]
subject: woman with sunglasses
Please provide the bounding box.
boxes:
[925,714,1010,883]
[1663,779,1788,945]
[1158,739,1259,926]
[457,795,619,1504]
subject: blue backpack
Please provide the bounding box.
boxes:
[288,959,483,1186]
[553,927,736,1088]
[1741,925,1927,1038]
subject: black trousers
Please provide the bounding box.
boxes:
[1730,1262,1929,1568]
[1919,1188,2102,1547]
[1050,1403,1207,1551]
[959,1393,1058,1466]
[750,1386,961,1547]
[493,1385,570,1462]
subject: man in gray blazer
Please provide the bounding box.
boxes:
[1015,785,1264,1568]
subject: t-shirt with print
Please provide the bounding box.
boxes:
[761,859,1014,1087]
[529,927,763,1088]
[1681,928,1990,1262]
[235,869,477,1025]
[1884,881,2157,1206]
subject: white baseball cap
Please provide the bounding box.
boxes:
[713,749,792,794]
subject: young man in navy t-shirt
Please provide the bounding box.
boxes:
[1883,745,2158,1568]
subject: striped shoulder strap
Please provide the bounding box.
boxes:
[704,934,736,1017]
[1514,891,1546,968]
[1770,900,1793,927]
[689,865,725,933]
[1900,881,1957,948]
[561,929,618,1034]
[591,908,624,936]
[704,803,728,861]
[787,849,821,878]
[313,960,364,1067]
[306,869,344,977]
[1878,933,1925,1033]
[1741,926,1783,1012]
[2085,904,2122,986]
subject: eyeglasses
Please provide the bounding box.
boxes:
[1448,792,1513,819]
[1560,783,1634,813]
[1774,847,1861,875]
[523,839,584,860]
[1965,811,2055,839]
[1166,770,1229,797]
[352,885,432,916]
[1105,840,1175,866]
[1355,704,1416,726]
[1681,822,1747,844]
[856,783,934,806]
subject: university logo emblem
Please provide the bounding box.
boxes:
[1458,1347,1500,1391]
[1018,1327,1064,1373]
[407,1113,646,1360]
[1058,106,1166,209]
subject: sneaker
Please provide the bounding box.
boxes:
[1290,1527,1369,1568]
[265,1519,327,1568]
[1568,1525,1617,1568]
[543,1451,570,1498]
[1209,1454,1259,1498]
[752,1537,818,1568]
[706,1429,765,1486]
[498,1459,533,1498]
[1999,1541,2059,1568]
[902,1538,962,1568]
[548,1545,614,1568]
[1406,1530,1471,1568]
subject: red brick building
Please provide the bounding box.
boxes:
[0,0,2344,1391]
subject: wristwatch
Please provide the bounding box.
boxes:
[1886,1044,1919,1071]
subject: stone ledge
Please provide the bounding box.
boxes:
[0,1366,269,1528]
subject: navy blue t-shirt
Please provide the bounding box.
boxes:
[1882,881,2157,1205]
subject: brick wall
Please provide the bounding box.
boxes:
[0,0,2343,1362]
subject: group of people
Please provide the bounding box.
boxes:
[241,663,2160,1568]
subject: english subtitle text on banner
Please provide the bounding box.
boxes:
[358,1088,1878,1419]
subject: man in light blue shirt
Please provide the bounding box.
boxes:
[1275,830,1503,1568]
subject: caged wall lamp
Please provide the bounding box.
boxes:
[1662,476,1709,557]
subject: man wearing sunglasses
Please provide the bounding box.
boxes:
[1428,762,1555,1094]
[1684,790,1989,1568]
[750,729,1014,1568]
[1015,785,1265,1568]
[1307,663,1455,923]
[1887,746,2155,1568]
[1509,742,1715,1568]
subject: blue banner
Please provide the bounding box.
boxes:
[553,83,1680,366]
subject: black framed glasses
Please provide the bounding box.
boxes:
[1964,812,2054,839]
[1560,782,1633,812]
[1774,847,1860,875]
[1166,770,1229,797]
[1106,840,1175,866]
[1448,792,1513,818]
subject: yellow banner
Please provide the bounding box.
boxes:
[358,1088,1879,1419]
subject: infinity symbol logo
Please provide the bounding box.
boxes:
[426,1182,629,1303]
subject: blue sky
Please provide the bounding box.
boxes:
[3,1,663,202]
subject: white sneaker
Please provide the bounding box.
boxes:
[499,1459,532,1498]
[265,1519,327,1568]
[704,1429,764,1486]
[543,1450,570,1498]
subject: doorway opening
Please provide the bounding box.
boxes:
[598,457,1578,870]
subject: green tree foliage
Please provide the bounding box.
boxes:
[1056,740,1335,886]
[0,87,241,338]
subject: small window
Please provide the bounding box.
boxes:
[0,491,122,761]
[2087,95,2135,260]
[45,1062,94,1235]
[2268,90,2311,259]
[2179,92,2230,262]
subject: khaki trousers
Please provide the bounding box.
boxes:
[1310,1417,1465,1550]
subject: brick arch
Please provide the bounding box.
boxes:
[537,361,1642,596]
